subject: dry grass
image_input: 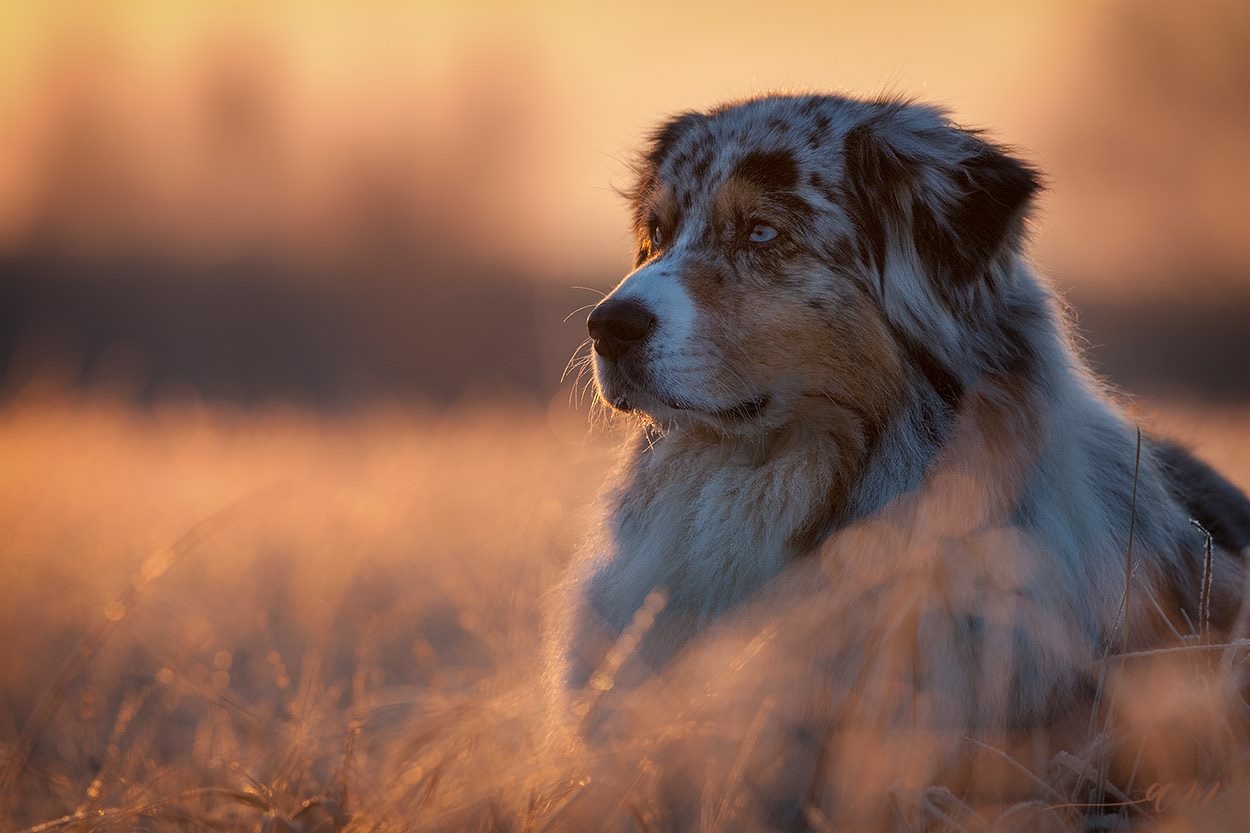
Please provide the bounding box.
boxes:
[0,390,1246,832]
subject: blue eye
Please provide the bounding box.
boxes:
[749,223,778,243]
[649,223,663,248]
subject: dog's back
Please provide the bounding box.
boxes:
[1153,439,1250,554]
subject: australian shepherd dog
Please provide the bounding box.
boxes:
[553,93,1250,827]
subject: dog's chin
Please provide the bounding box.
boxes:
[597,378,772,435]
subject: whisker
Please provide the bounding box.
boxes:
[563,303,599,323]
[569,358,595,409]
[579,375,598,408]
[560,339,593,383]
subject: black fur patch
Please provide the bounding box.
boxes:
[911,386,953,449]
[841,122,913,279]
[979,298,1045,380]
[692,150,713,183]
[894,326,964,412]
[918,146,1040,291]
[733,149,800,191]
[1152,439,1250,552]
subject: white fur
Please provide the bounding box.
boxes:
[606,259,698,404]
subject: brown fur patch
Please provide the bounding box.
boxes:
[712,176,764,230]
[636,184,682,254]
[781,284,905,550]
[679,235,906,552]
[681,154,908,547]
[677,258,730,311]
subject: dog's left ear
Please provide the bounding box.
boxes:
[916,136,1041,290]
[844,113,1040,293]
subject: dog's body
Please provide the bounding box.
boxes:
[558,94,1250,740]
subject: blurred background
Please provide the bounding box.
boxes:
[1,3,1248,827]
[1,0,1247,408]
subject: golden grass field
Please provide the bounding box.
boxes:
[0,390,1247,832]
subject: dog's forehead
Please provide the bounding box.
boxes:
[651,96,865,207]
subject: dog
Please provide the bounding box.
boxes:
[554,92,1250,822]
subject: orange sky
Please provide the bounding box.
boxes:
[1,1,1245,294]
[0,2,1079,255]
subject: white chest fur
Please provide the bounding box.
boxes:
[582,429,839,636]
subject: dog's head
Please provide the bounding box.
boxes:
[589,94,1040,440]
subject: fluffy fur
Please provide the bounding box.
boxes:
[557,94,1250,744]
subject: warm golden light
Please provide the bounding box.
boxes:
[0,2,1246,830]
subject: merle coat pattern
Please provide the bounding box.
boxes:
[556,94,1250,742]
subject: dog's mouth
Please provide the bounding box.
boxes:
[667,394,771,422]
[598,360,771,426]
[611,391,771,423]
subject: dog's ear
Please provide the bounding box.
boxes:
[843,113,1040,294]
[917,138,1040,290]
[644,110,705,169]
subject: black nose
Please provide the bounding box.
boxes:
[588,298,657,361]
